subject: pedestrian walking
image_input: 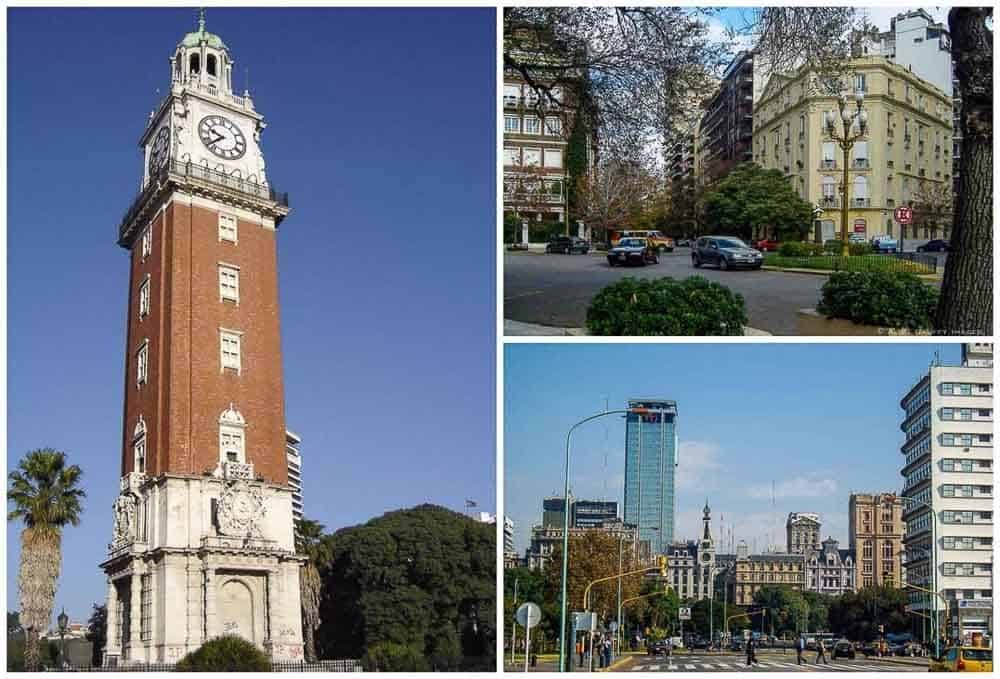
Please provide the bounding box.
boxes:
[796,635,805,665]
[603,637,612,668]
[577,639,584,668]
[816,638,829,665]
[746,637,759,666]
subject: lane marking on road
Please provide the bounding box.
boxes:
[630,665,645,671]
[649,665,660,671]
[684,664,696,669]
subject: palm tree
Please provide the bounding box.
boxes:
[295,518,330,662]
[7,448,85,671]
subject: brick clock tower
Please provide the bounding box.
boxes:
[99,12,304,665]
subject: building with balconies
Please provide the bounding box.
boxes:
[695,51,755,185]
[899,344,994,642]
[753,56,953,242]
[805,537,856,596]
[786,512,821,554]
[286,430,303,526]
[848,493,904,589]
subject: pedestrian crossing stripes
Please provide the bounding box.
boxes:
[628,659,923,672]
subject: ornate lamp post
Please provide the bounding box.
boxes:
[57,608,69,669]
[823,87,868,256]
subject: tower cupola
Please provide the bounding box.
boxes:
[171,9,235,97]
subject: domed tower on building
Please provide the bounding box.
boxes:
[99,10,302,665]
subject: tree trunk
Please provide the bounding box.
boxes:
[300,563,322,662]
[935,8,993,334]
[18,527,62,671]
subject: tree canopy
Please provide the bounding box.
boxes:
[703,163,815,241]
[315,504,494,671]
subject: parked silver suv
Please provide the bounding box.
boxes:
[691,236,763,270]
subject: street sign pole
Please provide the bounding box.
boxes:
[525,620,531,674]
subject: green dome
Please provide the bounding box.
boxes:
[178,10,228,51]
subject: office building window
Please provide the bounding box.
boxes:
[544,149,563,168]
[136,340,149,387]
[523,116,540,135]
[140,574,152,641]
[504,147,520,166]
[139,275,151,319]
[504,116,520,133]
[523,148,541,167]
[220,329,242,374]
[133,416,147,474]
[141,227,152,260]
[219,425,245,464]
[219,265,240,303]
[218,213,238,243]
[545,118,562,135]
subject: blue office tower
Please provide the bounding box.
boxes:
[623,399,678,556]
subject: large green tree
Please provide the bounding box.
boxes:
[703,163,814,242]
[315,505,494,671]
[85,603,107,667]
[7,449,85,671]
[828,586,909,642]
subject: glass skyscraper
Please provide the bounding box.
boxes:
[623,399,678,556]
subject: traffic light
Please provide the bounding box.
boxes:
[657,555,668,577]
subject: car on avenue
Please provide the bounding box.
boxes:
[848,233,867,244]
[754,238,781,252]
[870,234,899,253]
[647,640,669,656]
[676,238,692,247]
[611,229,675,252]
[545,235,591,254]
[607,237,659,267]
[929,646,993,672]
[691,236,763,270]
[832,640,856,660]
[917,239,951,253]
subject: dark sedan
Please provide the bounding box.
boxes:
[607,237,659,266]
[545,235,591,254]
[917,239,950,253]
[832,641,856,660]
[691,236,763,270]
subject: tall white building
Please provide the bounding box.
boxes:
[286,430,303,526]
[857,10,952,96]
[900,343,993,643]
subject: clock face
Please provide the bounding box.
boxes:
[199,115,247,160]
[149,127,170,173]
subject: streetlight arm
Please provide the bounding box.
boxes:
[583,565,663,609]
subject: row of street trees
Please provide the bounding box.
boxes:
[504,7,993,334]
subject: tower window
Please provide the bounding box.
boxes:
[218,213,238,243]
[189,53,200,75]
[207,54,217,77]
[139,275,151,319]
[141,227,152,260]
[218,264,240,303]
[133,416,147,474]
[136,340,149,388]
[220,328,242,374]
[220,426,245,463]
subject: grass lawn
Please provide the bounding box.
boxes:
[763,254,935,274]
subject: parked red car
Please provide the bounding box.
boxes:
[755,238,781,252]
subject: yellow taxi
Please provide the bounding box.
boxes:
[929,646,992,672]
[610,230,674,252]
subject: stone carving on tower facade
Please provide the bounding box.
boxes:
[111,492,137,548]
[217,479,267,537]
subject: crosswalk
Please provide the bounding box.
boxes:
[628,659,923,672]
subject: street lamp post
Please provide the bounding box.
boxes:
[823,86,868,256]
[558,407,648,672]
[511,577,519,666]
[57,608,69,670]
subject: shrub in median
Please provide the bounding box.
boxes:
[779,241,824,257]
[816,271,938,330]
[362,642,430,672]
[823,239,873,256]
[586,276,747,335]
[175,635,271,671]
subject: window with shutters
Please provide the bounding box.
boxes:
[218,213,238,243]
[219,264,239,304]
[220,329,242,374]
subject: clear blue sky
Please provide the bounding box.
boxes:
[7,7,496,625]
[505,343,962,556]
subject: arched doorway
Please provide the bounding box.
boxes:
[219,578,256,643]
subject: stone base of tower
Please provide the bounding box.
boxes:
[99,473,304,666]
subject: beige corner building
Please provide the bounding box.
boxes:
[848,493,905,589]
[753,57,953,242]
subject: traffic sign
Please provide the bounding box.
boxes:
[679,607,691,621]
[894,206,913,224]
[609,621,619,632]
[574,611,597,632]
[516,602,541,629]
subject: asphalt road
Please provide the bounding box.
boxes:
[620,655,927,672]
[504,249,944,336]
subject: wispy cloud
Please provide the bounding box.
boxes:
[748,477,838,500]
[676,440,723,490]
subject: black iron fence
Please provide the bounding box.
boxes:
[763,253,938,274]
[51,659,362,672]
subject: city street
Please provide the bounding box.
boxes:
[620,653,927,673]
[504,250,943,335]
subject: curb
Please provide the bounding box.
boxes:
[504,319,772,337]
[762,265,942,282]
[599,654,640,672]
